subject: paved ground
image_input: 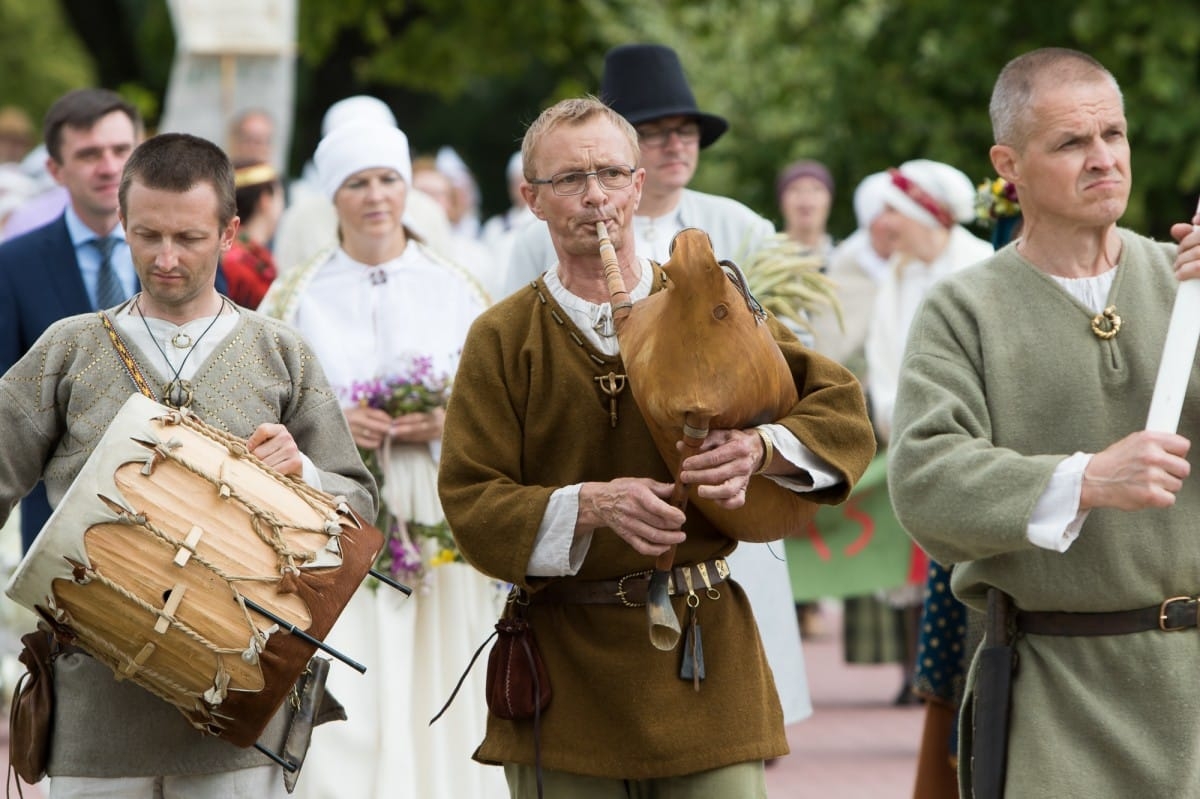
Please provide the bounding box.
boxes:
[765,604,924,798]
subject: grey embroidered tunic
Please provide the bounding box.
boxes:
[0,308,376,777]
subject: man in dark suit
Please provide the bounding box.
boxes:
[0,88,143,551]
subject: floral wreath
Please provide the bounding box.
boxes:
[974,177,1020,226]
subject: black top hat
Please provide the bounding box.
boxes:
[600,44,728,149]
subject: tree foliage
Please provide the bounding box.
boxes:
[580,0,1200,237]
[298,0,600,99]
[13,1,1200,232]
[0,0,94,126]
[291,0,606,212]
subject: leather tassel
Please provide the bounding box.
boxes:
[679,605,705,690]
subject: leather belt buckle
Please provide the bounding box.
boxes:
[615,570,651,608]
[1158,596,1197,631]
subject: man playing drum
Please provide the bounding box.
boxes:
[0,132,376,798]
[437,96,875,798]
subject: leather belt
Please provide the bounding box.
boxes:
[1016,596,1200,636]
[528,558,730,607]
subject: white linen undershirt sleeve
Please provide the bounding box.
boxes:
[527,486,593,577]
[300,455,323,490]
[1027,452,1092,552]
[757,422,841,491]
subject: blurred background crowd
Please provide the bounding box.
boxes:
[3,0,1200,246]
[2,2,1200,797]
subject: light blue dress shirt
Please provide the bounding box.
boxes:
[64,205,137,309]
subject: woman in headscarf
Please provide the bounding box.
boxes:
[260,123,505,799]
[776,159,836,262]
[866,159,994,443]
[860,159,993,706]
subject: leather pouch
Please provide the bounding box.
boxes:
[431,594,552,726]
[9,628,58,785]
[485,612,552,721]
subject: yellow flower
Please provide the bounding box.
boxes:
[975,176,1020,224]
[430,548,457,567]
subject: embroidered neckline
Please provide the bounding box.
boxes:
[532,265,667,366]
[133,295,231,408]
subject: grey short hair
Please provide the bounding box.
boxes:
[989,48,1122,148]
[521,96,639,181]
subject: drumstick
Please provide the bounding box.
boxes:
[254,743,299,772]
[242,597,367,674]
[369,568,414,596]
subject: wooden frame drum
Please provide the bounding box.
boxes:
[5,394,383,747]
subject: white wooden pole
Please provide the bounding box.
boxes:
[1145,279,1200,433]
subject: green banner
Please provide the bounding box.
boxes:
[785,453,917,601]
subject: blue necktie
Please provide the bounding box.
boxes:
[92,236,125,309]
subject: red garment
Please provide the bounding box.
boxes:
[221,238,277,309]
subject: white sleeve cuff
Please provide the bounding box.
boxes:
[759,422,843,493]
[526,484,592,576]
[300,453,322,490]
[1027,452,1093,552]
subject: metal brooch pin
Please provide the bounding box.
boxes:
[1090,306,1121,340]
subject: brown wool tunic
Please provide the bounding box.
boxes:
[438,265,875,779]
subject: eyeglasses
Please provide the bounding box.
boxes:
[528,165,636,196]
[637,121,701,148]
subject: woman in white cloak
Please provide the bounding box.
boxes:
[261,122,505,799]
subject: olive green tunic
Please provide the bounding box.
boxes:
[438,265,875,779]
[889,230,1200,797]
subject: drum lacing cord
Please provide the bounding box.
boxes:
[156,409,351,534]
[76,507,282,666]
[56,608,209,714]
[144,430,337,568]
[111,513,292,659]
[70,563,250,664]
[61,563,271,726]
[63,618,233,739]
[118,510,291,596]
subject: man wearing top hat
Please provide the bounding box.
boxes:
[501,43,775,295]
[499,44,811,739]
